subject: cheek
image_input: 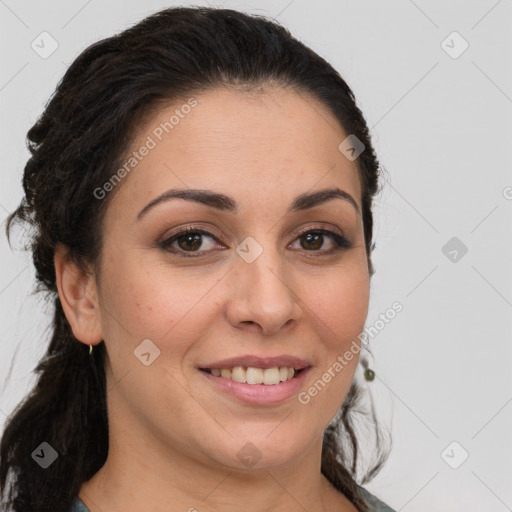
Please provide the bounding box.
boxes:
[310,266,369,343]
[97,252,220,353]
[304,265,368,406]
[303,273,368,426]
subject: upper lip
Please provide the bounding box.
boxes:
[198,355,312,370]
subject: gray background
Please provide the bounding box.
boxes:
[1,1,511,510]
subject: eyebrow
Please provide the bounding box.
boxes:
[136,186,360,220]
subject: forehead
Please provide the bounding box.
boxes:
[108,86,362,217]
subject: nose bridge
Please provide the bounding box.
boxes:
[227,234,301,333]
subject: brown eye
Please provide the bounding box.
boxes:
[291,228,351,254]
[300,231,323,250]
[160,227,221,256]
[159,225,351,258]
[175,232,203,251]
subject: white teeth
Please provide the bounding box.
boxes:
[263,367,281,385]
[246,367,263,384]
[207,366,299,385]
[231,366,246,383]
[220,368,231,379]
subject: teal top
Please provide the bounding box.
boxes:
[71,485,395,511]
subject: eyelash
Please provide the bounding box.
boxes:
[159,225,351,258]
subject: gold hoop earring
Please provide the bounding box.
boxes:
[89,345,93,356]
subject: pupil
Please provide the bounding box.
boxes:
[303,232,322,250]
[180,234,201,251]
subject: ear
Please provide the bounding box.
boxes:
[54,244,103,346]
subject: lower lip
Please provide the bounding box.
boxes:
[198,368,311,405]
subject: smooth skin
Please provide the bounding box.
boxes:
[55,85,369,512]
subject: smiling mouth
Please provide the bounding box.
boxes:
[199,366,306,385]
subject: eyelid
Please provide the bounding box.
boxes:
[294,223,345,239]
[159,222,350,256]
[159,223,224,244]
[161,222,344,242]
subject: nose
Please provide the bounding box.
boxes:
[225,243,302,335]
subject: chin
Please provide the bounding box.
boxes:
[200,428,313,471]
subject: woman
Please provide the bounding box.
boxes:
[1,6,394,512]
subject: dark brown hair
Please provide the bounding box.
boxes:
[1,6,389,511]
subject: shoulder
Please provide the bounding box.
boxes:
[70,497,91,512]
[356,485,396,512]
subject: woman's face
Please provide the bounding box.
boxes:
[93,86,369,471]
